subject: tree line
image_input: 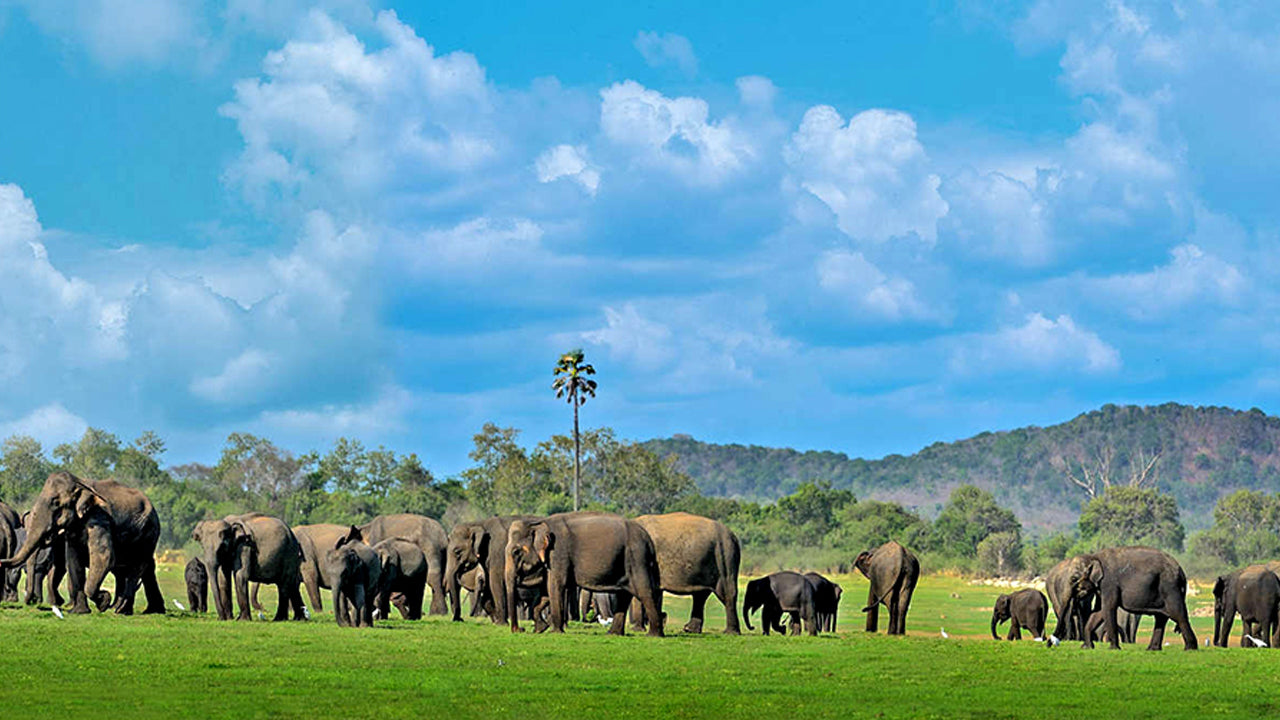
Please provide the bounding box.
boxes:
[0,424,1269,576]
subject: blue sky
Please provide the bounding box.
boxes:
[0,0,1277,476]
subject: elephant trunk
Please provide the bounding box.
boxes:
[1,505,51,568]
[504,557,520,632]
[991,610,1001,641]
[444,560,464,622]
[743,600,756,631]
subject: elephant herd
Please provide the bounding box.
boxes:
[7,471,1274,652]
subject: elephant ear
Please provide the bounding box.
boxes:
[471,527,489,560]
[853,551,872,575]
[1213,576,1227,598]
[335,525,363,550]
[72,480,106,519]
[534,525,554,565]
[1087,559,1104,586]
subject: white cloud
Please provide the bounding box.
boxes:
[13,0,206,68]
[220,9,495,212]
[190,348,277,404]
[599,80,755,186]
[786,106,947,243]
[0,404,89,448]
[634,31,698,76]
[941,169,1051,266]
[815,250,933,322]
[535,144,600,195]
[400,217,546,271]
[254,385,414,437]
[735,76,777,109]
[1083,244,1246,320]
[952,313,1121,376]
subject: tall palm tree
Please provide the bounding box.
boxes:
[552,348,597,511]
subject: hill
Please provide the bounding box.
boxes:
[642,403,1280,533]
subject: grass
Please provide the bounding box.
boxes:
[0,565,1266,719]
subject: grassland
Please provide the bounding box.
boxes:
[0,565,1267,719]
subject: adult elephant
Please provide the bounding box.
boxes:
[192,513,306,621]
[1069,546,1197,650]
[292,523,351,612]
[744,572,819,636]
[991,588,1048,641]
[630,512,741,634]
[805,572,843,632]
[444,515,538,624]
[1,472,163,615]
[505,512,663,636]
[1213,565,1280,648]
[17,511,64,606]
[854,541,919,635]
[1046,556,1092,641]
[360,514,448,615]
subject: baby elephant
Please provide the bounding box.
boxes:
[373,538,428,620]
[991,588,1047,640]
[185,558,208,613]
[324,526,382,628]
[743,572,818,636]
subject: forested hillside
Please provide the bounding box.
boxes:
[643,404,1280,532]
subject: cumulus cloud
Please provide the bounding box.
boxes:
[12,0,206,68]
[735,76,778,110]
[599,80,756,186]
[940,169,1051,266]
[786,106,947,243]
[1082,244,1246,320]
[0,403,89,448]
[815,250,933,322]
[535,144,600,195]
[634,31,698,76]
[952,313,1121,376]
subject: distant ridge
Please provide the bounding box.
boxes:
[643,403,1280,532]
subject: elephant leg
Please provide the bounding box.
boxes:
[608,590,632,636]
[83,524,114,613]
[273,581,290,621]
[23,562,38,605]
[290,582,307,620]
[788,610,800,636]
[805,603,818,636]
[252,582,265,611]
[887,589,901,635]
[546,576,566,633]
[895,583,914,636]
[332,586,347,626]
[113,570,138,615]
[234,563,252,621]
[65,540,90,614]
[410,583,425,620]
[50,542,66,607]
[864,587,879,633]
[632,579,664,638]
[1241,620,1256,648]
[629,595,646,631]
[685,590,710,634]
[580,590,593,624]
[717,574,741,635]
[301,565,323,612]
[426,552,447,616]
[1147,613,1168,651]
[139,558,164,614]
[1167,600,1198,650]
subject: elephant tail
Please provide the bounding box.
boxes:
[715,526,740,600]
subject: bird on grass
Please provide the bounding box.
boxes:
[940,628,949,639]
[173,599,185,611]
[1244,635,1268,648]
[51,606,64,619]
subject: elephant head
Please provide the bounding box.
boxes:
[444,523,487,618]
[2,472,105,569]
[991,594,1012,640]
[742,577,771,631]
[853,551,873,577]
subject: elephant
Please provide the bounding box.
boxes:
[1068,546,1198,650]
[359,514,448,616]
[505,512,664,636]
[854,541,919,635]
[16,513,64,606]
[444,516,539,624]
[373,538,428,620]
[743,572,819,636]
[805,572,843,632]
[191,513,306,622]
[292,523,351,612]
[581,590,623,624]
[1046,556,1092,641]
[630,512,741,634]
[1,472,163,615]
[1087,607,1141,644]
[325,526,381,628]
[0,501,19,600]
[991,588,1047,641]
[1213,565,1280,648]
[185,557,208,613]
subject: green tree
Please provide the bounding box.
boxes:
[53,427,122,479]
[213,433,310,520]
[977,531,1023,576]
[0,436,54,503]
[1078,486,1185,551]
[552,348,597,511]
[462,424,567,514]
[775,481,854,545]
[829,499,930,554]
[931,485,1021,557]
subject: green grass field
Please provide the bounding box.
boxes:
[0,565,1267,719]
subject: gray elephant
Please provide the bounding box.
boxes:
[631,512,741,634]
[444,515,539,624]
[1,472,163,615]
[854,541,919,635]
[1213,565,1280,648]
[805,572,843,632]
[1068,546,1197,650]
[16,512,64,606]
[192,513,305,621]
[359,514,448,616]
[292,523,351,612]
[991,588,1047,640]
[185,557,208,613]
[743,572,819,636]
[374,538,427,620]
[1088,607,1141,644]
[1046,556,1092,641]
[505,512,664,636]
[0,501,19,601]
[325,526,381,627]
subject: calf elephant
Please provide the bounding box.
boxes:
[192,513,306,622]
[0,501,19,601]
[805,573,843,632]
[325,527,381,628]
[360,514,448,615]
[632,512,741,634]
[374,539,428,620]
[855,541,919,635]
[1087,607,1141,644]
[292,523,351,613]
[2,472,163,615]
[505,512,663,636]
[991,588,1047,641]
[185,557,208,613]
[1069,546,1197,650]
[1213,565,1280,648]
[743,572,818,636]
